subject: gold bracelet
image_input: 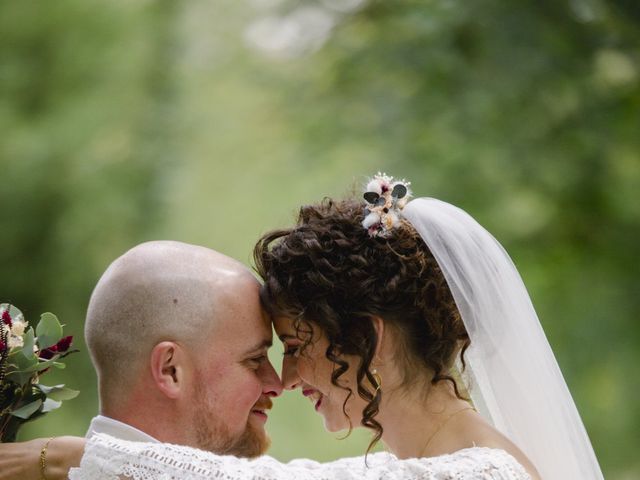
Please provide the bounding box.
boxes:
[40,437,54,480]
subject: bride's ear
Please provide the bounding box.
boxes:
[150,341,185,399]
[370,316,386,363]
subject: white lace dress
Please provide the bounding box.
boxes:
[68,433,532,480]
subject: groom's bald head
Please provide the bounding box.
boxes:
[86,240,254,403]
[85,240,282,455]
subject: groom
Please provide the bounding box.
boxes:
[83,240,283,457]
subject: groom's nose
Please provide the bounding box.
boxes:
[261,358,284,397]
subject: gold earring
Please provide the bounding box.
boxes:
[371,368,382,395]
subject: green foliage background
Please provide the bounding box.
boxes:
[1,1,638,478]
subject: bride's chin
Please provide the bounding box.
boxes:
[316,399,354,432]
[323,420,351,433]
[323,422,343,433]
[320,412,351,433]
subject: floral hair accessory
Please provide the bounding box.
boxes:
[362,172,412,237]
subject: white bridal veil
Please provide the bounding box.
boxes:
[403,198,604,480]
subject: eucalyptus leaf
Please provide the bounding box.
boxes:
[8,304,24,321]
[0,303,24,323]
[391,184,407,199]
[36,384,80,401]
[36,312,62,349]
[21,327,36,357]
[363,192,380,204]
[10,399,43,419]
[22,356,61,373]
[51,387,79,401]
[36,384,63,394]
[5,369,32,385]
[41,398,62,413]
[9,348,38,371]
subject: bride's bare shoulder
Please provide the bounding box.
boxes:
[462,416,541,480]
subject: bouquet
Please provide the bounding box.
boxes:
[0,303,79,442]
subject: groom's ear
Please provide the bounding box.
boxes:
[150,341,186,400]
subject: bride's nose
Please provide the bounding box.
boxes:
[281,356,301,390]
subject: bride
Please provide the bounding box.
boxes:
[0,173,603,479]
[251,173,600,479]
[252,177,539,477]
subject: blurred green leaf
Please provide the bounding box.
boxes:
[7,349,38,385]
[36,384,80,401]
[10,400,43,420]
[36,313,62,349]
[41,398,62,413]
[21,327,35,357]
[21,357,61,373]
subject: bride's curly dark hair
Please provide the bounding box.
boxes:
[253,197,470,452]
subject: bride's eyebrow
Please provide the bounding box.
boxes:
[278,334,298,342]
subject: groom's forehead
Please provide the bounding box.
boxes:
[238,308,272,346]
[212,298,272,351]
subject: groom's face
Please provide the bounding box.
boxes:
[186,276,283,457]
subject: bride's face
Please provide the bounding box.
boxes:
[273,316,368,433]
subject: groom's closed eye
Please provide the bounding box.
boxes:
[246,354,268,368]
[241,339,272,369]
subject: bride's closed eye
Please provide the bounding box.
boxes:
[277,331,306,357]
[283,343,301,357]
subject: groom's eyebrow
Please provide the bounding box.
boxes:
[243,339,272,355]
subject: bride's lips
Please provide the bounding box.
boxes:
[302,388,323,412]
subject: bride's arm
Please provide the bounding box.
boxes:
[0,436,85,480]
[70,433,429,480]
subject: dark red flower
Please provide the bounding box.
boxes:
[0,339,5,351]
[39,346,57,360]
[39,336,73,360]
[56,336,73,352]
[1,310,12,328]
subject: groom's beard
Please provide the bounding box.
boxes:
[192,383,272,458]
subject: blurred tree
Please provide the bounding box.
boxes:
[1,0,638,477]
[0,0,180,436]
[240,0,640,476]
